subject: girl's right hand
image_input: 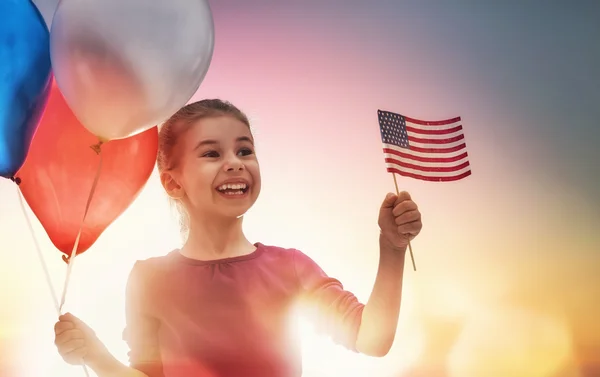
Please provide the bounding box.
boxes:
[54,313,109,366]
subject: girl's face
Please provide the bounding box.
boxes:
[164,115,261,220]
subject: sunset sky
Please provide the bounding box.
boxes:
[1,1,599,376]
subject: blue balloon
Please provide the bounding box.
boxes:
[0,0,52,178]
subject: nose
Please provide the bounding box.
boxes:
[224,154,244,172]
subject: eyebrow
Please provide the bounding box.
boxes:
[194,136,254,150]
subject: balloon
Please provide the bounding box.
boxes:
[50,0,215,141]
[0,0,52,178]
[31,0,60,29]
[15,81,158,260]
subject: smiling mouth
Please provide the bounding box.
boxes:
[216,183,249,196]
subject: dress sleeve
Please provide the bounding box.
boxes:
[292,249,365,352]
[122,261,165,377]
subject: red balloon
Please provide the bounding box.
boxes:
[15,81,158,260]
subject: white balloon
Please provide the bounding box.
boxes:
[50,0,214,140]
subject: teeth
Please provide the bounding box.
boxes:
[225,191,243,195]
[217,183,248,191]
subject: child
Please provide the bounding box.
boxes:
[53,99,422,377]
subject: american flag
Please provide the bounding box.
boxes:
[377,110,471,182]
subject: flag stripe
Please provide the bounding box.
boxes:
[383,144,468,160]
[407,126,463,140]
[406,122,462,133]
[403,116,462,126]
[406,143,467,154]
[383,148,468,166]
[408,134,465,145]
[387,167,472,182]
[405,124,464,135]
[385,158,470,173]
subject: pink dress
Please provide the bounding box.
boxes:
[123,243,365,377]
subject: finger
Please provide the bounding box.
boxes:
[59,313,79,322]
[55,329,85,346]
[381,193,398,209]
[396,191,411,202]
[60,313,95,334]
[54,320,75,335]
[397,220,422,235]
[394,209,421,226]
[61,347,88,365]
[62,313,87,328]
[57,338,86,355]
[392,200,418,217]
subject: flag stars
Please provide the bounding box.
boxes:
[378,110,410,149]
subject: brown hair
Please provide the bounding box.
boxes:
[157,99,252,237]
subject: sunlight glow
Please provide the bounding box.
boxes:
[448,307,574,377]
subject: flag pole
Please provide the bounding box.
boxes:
[392,172,416,271]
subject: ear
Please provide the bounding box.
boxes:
[160,171,185,199]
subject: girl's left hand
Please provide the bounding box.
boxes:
[378,191,422,250]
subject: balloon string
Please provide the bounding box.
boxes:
[56,143,103,377]
[59,144,104,314]
[16,187,60,313]
[17,188,91,377]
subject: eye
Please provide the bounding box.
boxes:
[201,150,220,158]
[238,147,254,156]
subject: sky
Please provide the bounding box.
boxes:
[1,1,599,377]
